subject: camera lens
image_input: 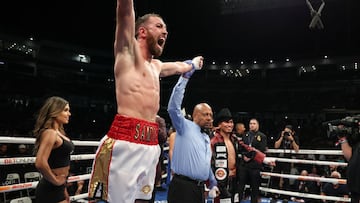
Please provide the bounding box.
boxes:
[284,132,290,137]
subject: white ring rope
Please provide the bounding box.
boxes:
[0,156,347,168]
[0,137,36,145]
[260,172,347,185]
[0,174,91,192]
[272,157,347,167]
[0,136,349,202]
[259,187,351,202]
[0,182,36,193]
[0,154,95,165]
[70,193,89,202]
[267,148,343,155]
[0,136,99,146]
[0,137,345,155]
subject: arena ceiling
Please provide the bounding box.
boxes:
[0,0,359,60]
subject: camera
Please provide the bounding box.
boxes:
[323,115,360,140]
[283,131,291,137]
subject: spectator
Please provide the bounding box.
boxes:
[321,171,349,203]
[292,170,320,203]
[16,144,30,156]
[289,162,300,190]
[0,143,9,157]
[235,122,246,138]
[0,144,10,184]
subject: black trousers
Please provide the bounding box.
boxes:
[237,166,261,203]
[167,175,205,203]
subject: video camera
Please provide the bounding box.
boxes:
[323,115,360,140]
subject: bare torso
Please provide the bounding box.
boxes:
[114,56,161,123]
[113,8,190,123]
[52,166,70,178]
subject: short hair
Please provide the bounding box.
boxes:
[331,171,341,179]
[285,125,294,131]
[135,13,162,39]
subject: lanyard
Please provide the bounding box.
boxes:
[247,133,255,147]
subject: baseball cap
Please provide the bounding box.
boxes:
[18,144,26,149]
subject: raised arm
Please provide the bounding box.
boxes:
[167,77,189,135]
[114,0,136,55]
[274,133,283,149]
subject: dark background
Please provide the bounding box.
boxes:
[1,0,360,148]
[1,0,359,59]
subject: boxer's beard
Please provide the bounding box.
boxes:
[147,36,162,58]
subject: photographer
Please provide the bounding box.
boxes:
[272,125,300,196]
[337,126,360,203]
[274,125,299,152]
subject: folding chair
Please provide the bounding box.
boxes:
[24,172,41,199]
[4,173,23,202]
[9,196,32,203]
[5,173,21,185]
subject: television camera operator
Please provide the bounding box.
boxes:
[325,115,360,203]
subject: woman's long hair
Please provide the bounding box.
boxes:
[33,96,69,154]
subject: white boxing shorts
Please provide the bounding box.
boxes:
[88,114,160,203]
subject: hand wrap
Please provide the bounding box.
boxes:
[182,60,196,78]
[191,57,202,70]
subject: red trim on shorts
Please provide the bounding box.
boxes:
[107,114,159,145]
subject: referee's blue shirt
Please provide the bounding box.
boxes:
[167,76,216,187]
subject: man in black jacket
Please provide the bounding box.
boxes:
[338,133,360,203]
[237,118,268,203]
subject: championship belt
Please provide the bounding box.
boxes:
[213,142,229,184]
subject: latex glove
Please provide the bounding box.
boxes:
[208,186,220,198]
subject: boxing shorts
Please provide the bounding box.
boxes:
[88,114,160,203]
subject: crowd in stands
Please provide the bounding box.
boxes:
[0,114,351,203]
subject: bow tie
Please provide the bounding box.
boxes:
[201,128,211,135]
